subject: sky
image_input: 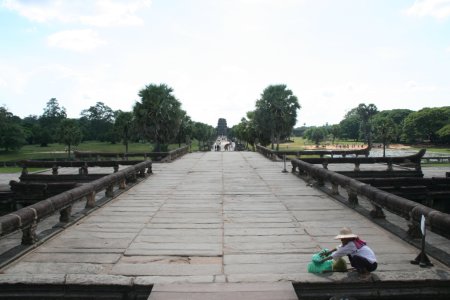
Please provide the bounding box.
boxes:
[0,0,449,128]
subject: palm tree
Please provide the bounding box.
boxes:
[356,103,378,147]
[133,84,183,152]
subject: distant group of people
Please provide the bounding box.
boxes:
[213,136,234,151]
[333,144,366,149]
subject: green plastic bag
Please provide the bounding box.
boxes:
[307,249,333,273]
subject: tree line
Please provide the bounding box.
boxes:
[0,84,216,156]
[298,104,450,156]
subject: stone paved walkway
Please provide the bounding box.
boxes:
[1,152,449,298]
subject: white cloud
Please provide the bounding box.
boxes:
[404,0,450,20]
[47,29,106,52]
[404,80,437,92]
[375,46,402,60]
[0,77,7,88]
[1,0,151,27]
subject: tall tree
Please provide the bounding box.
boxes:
[58,119,82,158]
[233,111,258,150]
[330,124,340,144]
[372,116,395,157]
[304,126,327,147]
[133,84,183,152]
[356,103,378,147]
[0,106,25,151]
[39,98,67,146]
[255,85,300,150]
[374,109,412,143]
[114,111,134,153]
[176,111,193,147]
[21,115,39,145]
[80,102,115,142]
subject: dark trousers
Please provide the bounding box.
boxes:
[348,255,377,272]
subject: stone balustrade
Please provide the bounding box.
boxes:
[0,160,152,245]
[73,145,190,161]
[290,157,450,240]
[256,144,370,160]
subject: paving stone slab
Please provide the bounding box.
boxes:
[134,276,215,284]
[111,263,222,276]
[125,249,222,256]
[23,253,122,264]
[225,228,304,235]
[148,283,298,300]
[35,247,126,254]
[224,254,312,264]
[224,235,312,243]
[140,228,222,236]
[147,223,222,229]
[4,262,111,274]
[135,235,222,243]
[224,222,297,228]
[65,274,132,286]
[0,274,66,284]
[119,256,222,265]
[44,238,133,249]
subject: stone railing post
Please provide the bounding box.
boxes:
[21,166,28,176]
[22,221,38,245]
[369,203,386,219]
[85,191,96,208]
[331,183,339,195]
[354,162,360,172]
[52,164,58,175]
[407,220,422,239]
[119,178,126,189]
[60,206,72,223]
[106,184,114,197]
[347,188,358,207]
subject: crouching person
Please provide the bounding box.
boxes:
[321,227,377,274]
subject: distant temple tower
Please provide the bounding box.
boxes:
[217,118,227,136]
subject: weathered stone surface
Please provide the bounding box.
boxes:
[148,282,298,300]
[0,274,65,284]
[224,254,312,264]
[23,253,121,264]
[111,263,222,276]
[4,262,110,274]
[134,276,215,284]
[44,238,133,249]
[135,235,221,243]
[65,274,132,286]
[1,151,449,290]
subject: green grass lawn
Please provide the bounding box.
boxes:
[0,167,46,174]
[0,140,200,162]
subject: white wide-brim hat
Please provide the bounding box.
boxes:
[334,227,358,239]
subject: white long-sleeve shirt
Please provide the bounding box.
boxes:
[331,241,377,263]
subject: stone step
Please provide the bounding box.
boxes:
[147,282,298,300]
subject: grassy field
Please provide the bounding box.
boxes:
[0,167,45,174]
[0,140,200,162]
